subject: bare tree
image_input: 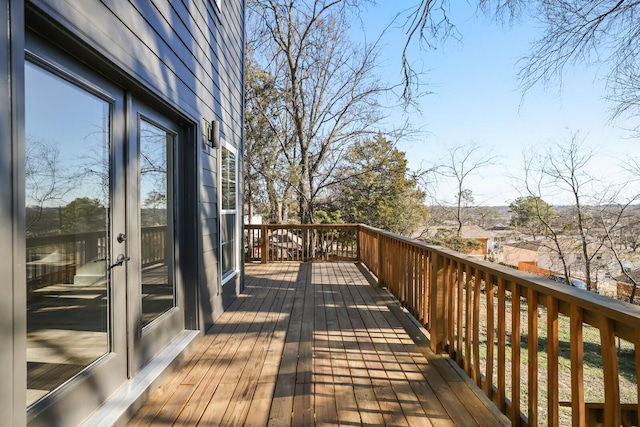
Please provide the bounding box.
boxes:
[520,134,638,291]
[403,1,640,127]
[544,136,600,287]
[401,1,525,102]
[470,206,502,229]
[519,143,580,282]
[617,211,640,252]
[518,1,640,123]
[248,0,399,224]
[25,138,74,233]
[440,144,495,235]
[245,55,298,223]
[601,202,640,302]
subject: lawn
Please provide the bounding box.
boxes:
[455,288,637,426]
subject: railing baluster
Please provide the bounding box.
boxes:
[512,282,521,426]
[464,264,473,374]
[261,225,268,263]
[599,315,621,427]
[406,247,416,316]
[497,276,506,413]
[485,274,495,399]
[377,233,384,287]
[527,288,539,426]
[409,246,415,316]
[396,239,401,299]
[635,329,640,427]
[456,262,464,365]
[547,295,559,427]
[448,260,458,356]
[473,269,482,386]
[399,240,404,300]
[424,249,430,328]
[570,305,585,427]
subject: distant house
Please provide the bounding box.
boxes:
[501,238,622,294]
[501,240,552,277]
[615,269,640,303]
[419,225,495,259]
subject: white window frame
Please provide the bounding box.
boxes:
[219,140,238,284]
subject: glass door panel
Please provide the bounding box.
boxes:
[139,119,175,327]
[129,103,183,373]
[25,62,111,406]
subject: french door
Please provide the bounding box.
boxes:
[126,100,184,373]
[25,43,184,424]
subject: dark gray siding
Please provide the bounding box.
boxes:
[27,0,245,324]
[29,0,244,134]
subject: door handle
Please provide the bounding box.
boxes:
[110,253,131,269]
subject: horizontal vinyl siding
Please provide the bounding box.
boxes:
[29,0,244,144]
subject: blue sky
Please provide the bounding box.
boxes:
[25,62,110,207]
[356,2,640,206]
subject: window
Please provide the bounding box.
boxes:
[220,144,237,281]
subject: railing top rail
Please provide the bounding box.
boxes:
[244,224,360,229]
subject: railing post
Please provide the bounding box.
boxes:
[261,225,268,264]
[377,231,384,287]
[430,252,447,353]
[356,225,361,264]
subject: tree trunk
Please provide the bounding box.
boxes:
[247,193,254,223]
[298,151,315,224]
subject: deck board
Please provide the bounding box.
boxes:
[127,262,510,426]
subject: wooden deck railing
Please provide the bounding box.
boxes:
[244,223,640,427]
[244,224,358,263]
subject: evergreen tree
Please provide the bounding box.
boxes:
[509,196,554,238]
[331,134,428,236]
[61,198,106,233]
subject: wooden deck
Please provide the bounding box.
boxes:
[127,262,509,426]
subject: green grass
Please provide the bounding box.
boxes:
[455,291,637,426]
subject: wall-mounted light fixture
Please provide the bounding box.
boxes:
[211,120,220,148]
[204,119,220,149]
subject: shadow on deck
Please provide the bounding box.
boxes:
[127,262,509,426]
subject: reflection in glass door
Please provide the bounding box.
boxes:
[139,120,175,327]
[25,62,111,406]
[129,105,183,373]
